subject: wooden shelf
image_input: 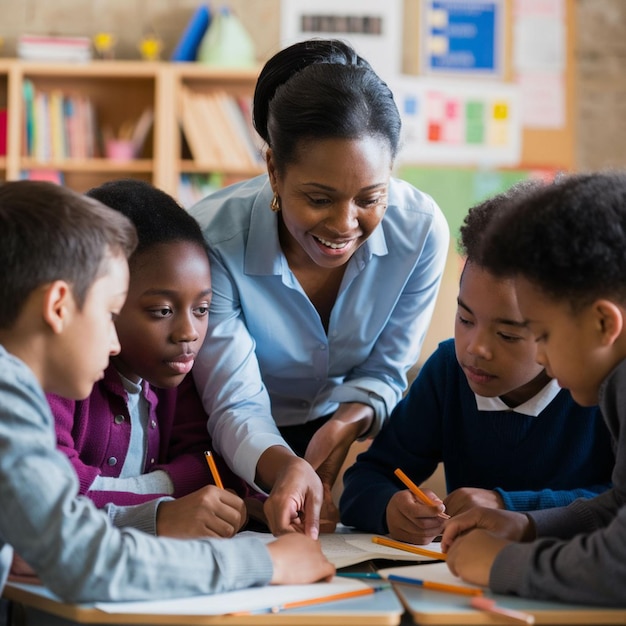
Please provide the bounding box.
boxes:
[1,59,261,200]
[20,157,154,173]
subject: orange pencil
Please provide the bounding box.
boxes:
[372,535,447,561]
[204,450,223,489]
[231,584,390,615]
[394,468,450,519]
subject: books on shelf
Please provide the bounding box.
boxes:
[22,79,99,161]
[17,34,92,63]
[179,86,264,171]
[178,173,223,208]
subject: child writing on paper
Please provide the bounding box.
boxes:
[47,179,249,539]
[340,181,614,545]
[0,180,334,602]
[441,171,626,606]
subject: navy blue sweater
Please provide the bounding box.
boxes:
[340,339,615,533]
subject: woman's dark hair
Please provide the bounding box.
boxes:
[481,171,626,310]
[253,39,401,172]
[85,178,209,263]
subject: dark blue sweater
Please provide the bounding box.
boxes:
[340,339,615,534]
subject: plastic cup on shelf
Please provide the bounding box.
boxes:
[105,139,135,161]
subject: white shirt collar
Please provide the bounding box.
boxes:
[475,378,561,417]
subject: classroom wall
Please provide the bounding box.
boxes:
[1,0,624,172]
[1,0,624,364]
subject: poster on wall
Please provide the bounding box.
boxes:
[512,0,566,129]
[420,0,505,78]
[280,0,402,81]
[391,77,521,167]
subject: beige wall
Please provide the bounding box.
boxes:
[1,0,624,363]
[1,1,624,170]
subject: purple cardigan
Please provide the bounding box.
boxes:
[47,365,249,507]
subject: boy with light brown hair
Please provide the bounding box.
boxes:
[0,180,333,602]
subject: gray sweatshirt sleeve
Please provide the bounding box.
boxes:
[489,358,626,607]
[0,355,274,604]
[490,490,626,605]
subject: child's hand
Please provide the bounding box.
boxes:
[386,489,445,545]
[9,552,40,584]
[267,533,335,584]
[445,528,509,587]
[441,507,534,553]
[156,485,247,538]
[444,487,504,516]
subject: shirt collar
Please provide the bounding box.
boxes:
[244,178,389,277]
[475,377,561,417]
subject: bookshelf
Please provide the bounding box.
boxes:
[0,60,264,201]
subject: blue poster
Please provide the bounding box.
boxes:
[421,1,503,77]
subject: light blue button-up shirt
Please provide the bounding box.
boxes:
[191,175,449,486]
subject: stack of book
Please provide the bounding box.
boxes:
[179,87,264,171]
[22,79,98,161]
[18,34,92,63]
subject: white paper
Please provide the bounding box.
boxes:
[93,577,368,615]
[320,533,443,568]
[237,530,443,569]
[516,72,565,128]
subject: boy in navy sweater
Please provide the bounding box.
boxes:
[442,171,625,606]
[340,181,614,545]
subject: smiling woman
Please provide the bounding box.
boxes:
[188,39,450,539]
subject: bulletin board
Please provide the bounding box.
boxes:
[402,0,575,171]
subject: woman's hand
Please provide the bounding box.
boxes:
[304,404,374,533]
[258,447,324,538]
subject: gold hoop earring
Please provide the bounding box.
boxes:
[270,192,281,213]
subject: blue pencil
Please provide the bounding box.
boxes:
[388,574,483,596]
[337,572,382,579]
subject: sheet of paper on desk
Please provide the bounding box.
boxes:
[93,577,369,615]
[236,530,443,568]
[319,533,444,568]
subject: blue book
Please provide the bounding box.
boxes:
[171,4,211,62]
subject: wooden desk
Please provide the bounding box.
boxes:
[395,584,626,625]
[3,580,405,626]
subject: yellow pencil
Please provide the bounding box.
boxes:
[204,450,224,489]
[394,468,450,519]
[372,535,447,561]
